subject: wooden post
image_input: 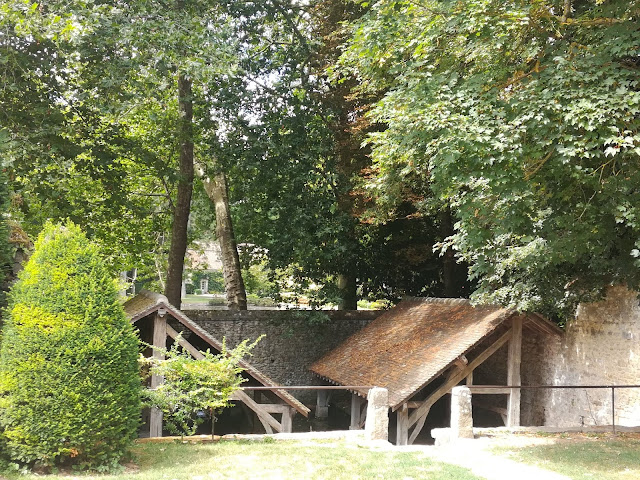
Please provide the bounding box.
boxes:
[396,403,409,446]
[316,390,329,419]
[507,317,522,427]
[149,312,167,437]
[281,407,294,433]
[350,394,364,430]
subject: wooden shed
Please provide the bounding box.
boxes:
[310,297,561,444]
[125,290,309,436]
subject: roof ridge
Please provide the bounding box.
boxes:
[138,289,170,306]
[405,296,471,305]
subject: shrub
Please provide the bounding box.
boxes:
[0,222,141,470]
[142,336,260,437]
[0,169,11,309]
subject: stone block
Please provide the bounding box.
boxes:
[365,387,389,441]
[451,386,474,439]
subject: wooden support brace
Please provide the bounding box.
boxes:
[281,407,294,433]
[359,401,368,429]
[507,317,523,427]
[316,390,330,419]
[408,329,512,427]
[468,386,513,395]
[231,389,282,433]
[408,406,431,445]
[350,394,364,430]
[396,403,409,446]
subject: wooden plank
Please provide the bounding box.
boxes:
[167,324,204,359]
[396,403,409,446]
[408,406,431,445]
[260,404,294,414]
[233,389,282,433]
[468,386,512,395]
[350,394,364,430]
[150,313,167,437]
[466,371,473,386]
[281,407,294,433]
[408,329,512,427]
[507,317,523,427]
[359,402,367,429]
[316,390,330,419]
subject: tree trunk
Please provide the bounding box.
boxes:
[202,170,247,310]
[337,274,357,310]
[164,75,194,308]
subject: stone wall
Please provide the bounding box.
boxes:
[536,286,640,428]
[184,309,381,404]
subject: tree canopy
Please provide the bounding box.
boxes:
[2,0,638,318]
[342,0,640,318]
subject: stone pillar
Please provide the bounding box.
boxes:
[450,386,473,439]
[365,387,389,442]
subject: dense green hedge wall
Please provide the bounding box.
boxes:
[0,170,11,309]
[0,222,141,470]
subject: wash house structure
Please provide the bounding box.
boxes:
[311,297,561,445]
[124,290,309,437]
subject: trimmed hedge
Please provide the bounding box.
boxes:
[0,222,141,470]
[0,170,11,309]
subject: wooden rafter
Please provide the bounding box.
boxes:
[399,328,514,445]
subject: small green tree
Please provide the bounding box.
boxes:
[0,222,141,470]
[142,336,260,437]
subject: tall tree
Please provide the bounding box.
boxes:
[342,0,640,318]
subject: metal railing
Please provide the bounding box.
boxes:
[468,384,640,434]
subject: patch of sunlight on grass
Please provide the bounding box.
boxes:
[493,438,640,480]
[2,440,482,480]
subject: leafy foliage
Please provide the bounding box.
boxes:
[0,166,11,308]
[0,222,141,470]
[142,336,259,437]
[343,0,640,318]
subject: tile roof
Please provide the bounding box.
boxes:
[124,290,309,416]
[310,297,560,409]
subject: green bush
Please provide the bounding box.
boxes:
[142,336,259,437]
[0,222,141,471]
[0,169,11,309]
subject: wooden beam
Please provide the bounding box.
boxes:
[350,394,364,430]
[316,390,330,419]
[507,317,522,427]
[396,403,409,446]
[466,371,473,386]
[281,407,294,433]
[468,386,512,395]
[408,406,431,445]
[359,402,367,429]
[150,312,167,438]
[232,389,282,433]
[408,329,512,427]
[166,324,203,359]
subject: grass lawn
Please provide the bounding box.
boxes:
[492,433,640,480]
[2,439,481,480]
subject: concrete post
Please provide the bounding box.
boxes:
[451,386,474,439]
[364,387,389,442]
